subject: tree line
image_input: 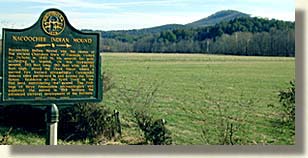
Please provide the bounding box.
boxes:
[101,17,295,56]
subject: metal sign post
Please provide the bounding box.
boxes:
[45,104,59,145]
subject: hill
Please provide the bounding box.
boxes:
[101,16,294,56]
[186,10,250,27]
[85,9,295,56]
[100,10,250,37]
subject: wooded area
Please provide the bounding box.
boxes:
[101,17,295,56]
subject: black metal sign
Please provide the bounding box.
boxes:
[1,8,102,104]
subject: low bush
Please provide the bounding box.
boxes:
[59,103,121,143]
[115,80,172,145]
[134,111,172,145]
[278,80,295,124]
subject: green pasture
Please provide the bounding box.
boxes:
[103,53,295,145]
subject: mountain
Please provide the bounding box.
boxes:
[186,10,250,27]
[100,10,294,56]
[100,10,251,37]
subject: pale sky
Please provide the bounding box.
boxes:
[0,0,295,33]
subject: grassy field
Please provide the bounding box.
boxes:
[0,53,295,145]
[102,53,295,145]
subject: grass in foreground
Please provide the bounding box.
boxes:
[103,53,295,145]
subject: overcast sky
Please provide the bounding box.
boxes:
[0,0,294,32]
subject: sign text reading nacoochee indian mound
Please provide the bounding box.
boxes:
[1,9,102,103]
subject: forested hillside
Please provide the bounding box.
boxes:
[100,10,294,56]
[186,10,250,27]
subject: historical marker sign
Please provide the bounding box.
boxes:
[1,8,102,104]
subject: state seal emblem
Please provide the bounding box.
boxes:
[42,11,65,36]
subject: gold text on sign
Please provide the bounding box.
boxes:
[12,35,47,42]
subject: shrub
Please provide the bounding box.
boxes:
[59,103,121,143]
[134,111,172,145]
[278,80,295,125]
[115,80,172,145]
